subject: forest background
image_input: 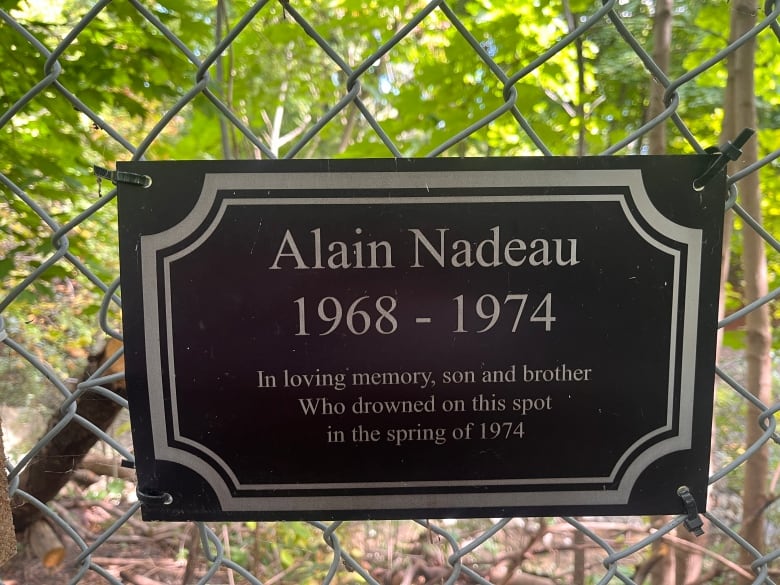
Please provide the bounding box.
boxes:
[1,0,779,584]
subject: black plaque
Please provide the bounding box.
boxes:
[117,157,723,520]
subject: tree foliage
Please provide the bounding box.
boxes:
[1,0,779,579]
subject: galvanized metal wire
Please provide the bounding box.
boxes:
[1,0,779,583]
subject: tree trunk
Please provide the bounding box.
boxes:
[646,3,678,583]
[726,2,771,584]
[648,519,675,585]
[573,525,585,585]
[0,416,16,566]
[10,338,126,534]
[700,6,743,585]
[562,0,587,156]
[647,0,672,154]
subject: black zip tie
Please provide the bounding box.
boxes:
[120,459,135,470]
[93,165,152,188]
[677,485,704,537]
[137,488,173,505]
[692,127,755,191]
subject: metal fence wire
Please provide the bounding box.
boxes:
[1,0,780,583]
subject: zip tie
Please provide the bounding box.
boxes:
[677,485,705,537]
[137,488,173,506]
[93,165,152,188]
[692,128,755,191]
[120,459,135,470]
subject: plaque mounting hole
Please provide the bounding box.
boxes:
[137,489,173,505]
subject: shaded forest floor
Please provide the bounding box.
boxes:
[1,497,196,585]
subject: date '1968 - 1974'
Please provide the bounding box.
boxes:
[293,293,555,336]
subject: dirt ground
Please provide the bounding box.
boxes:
[0,498,202,585]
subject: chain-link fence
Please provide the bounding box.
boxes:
[2,0,780,583]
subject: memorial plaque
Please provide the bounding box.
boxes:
[117,157,723,520]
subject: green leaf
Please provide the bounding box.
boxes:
[0,257,14,280]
